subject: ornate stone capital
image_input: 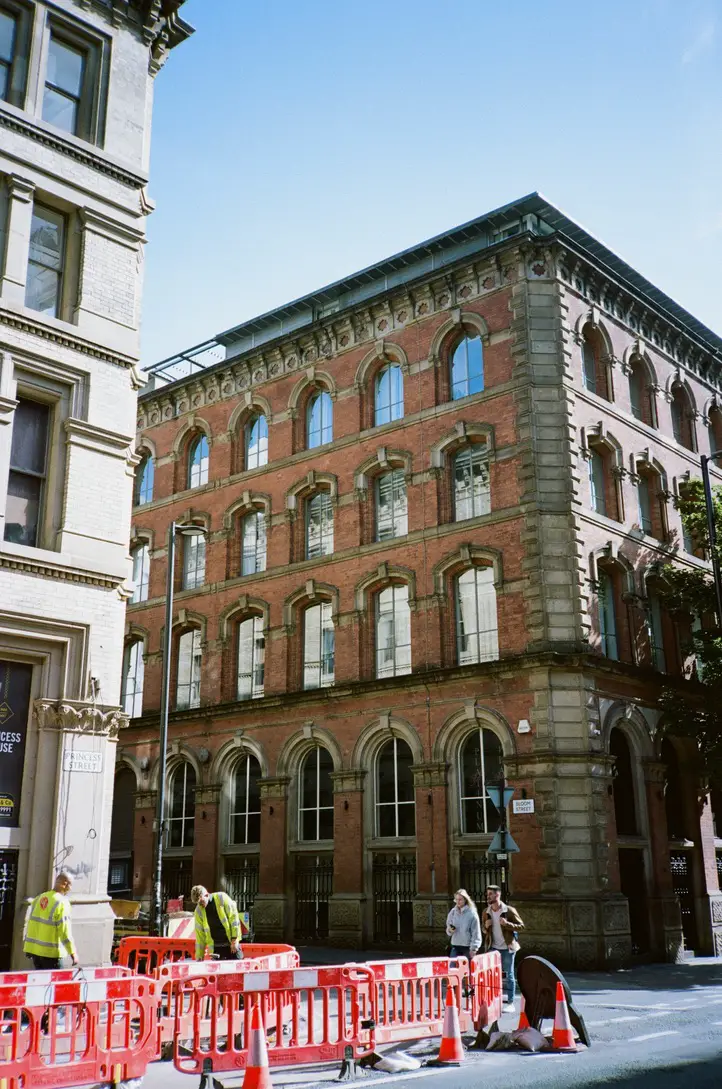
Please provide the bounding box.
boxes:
[259,776,290,801]
[34,699,128,739]
[642,760,667,784]
[195,784,221,806]
[135,789,157,809]
[330,769,367,793]
[412,762,447,788]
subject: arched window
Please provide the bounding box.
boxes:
[135,454,154,506]
[580,325,609,399]
[188,435,209,489]
[454,446,491,521]
[456,567,499,665]
[241,511,267,575]
[588,449,607,516]
[376,469,408,540]
[450,335,484,400]
[245,414,268,470]
[108,767,135,895]
[307,391,333,448]
[459,728,504,834]
[306,491,334,558]
[167,762,196,848]
[581,334,597,393]
[237,616,264,700]
[670,385,695,451]
[303,602,334,690]
[628,359,654,426]
[375,584,411,678]
[375,364,404,426]
[635,461,666,541]
[299,747,334,841]
[130,542,150,603]
[121,639,144,717]
[662,738,686,840]
[709,405,722,454]
[176,629,202,709]
[610,728,637,836]
[376,737,415,837]
[182,531,205,590]
[130,542,150,605]
[597,569,619,660]
[229,754,261,844]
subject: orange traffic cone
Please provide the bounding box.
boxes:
[428,987,465,1065]
[516,994,530,1031]
[551,981,577,1052]
[242,1001,273,1089]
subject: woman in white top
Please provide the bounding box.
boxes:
[445,888,481,960]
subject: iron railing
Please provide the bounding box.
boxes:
[373,854,416,943]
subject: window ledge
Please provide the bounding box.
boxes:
[0,540,126,588]
[0,101,148,186]
[0,300,136,367]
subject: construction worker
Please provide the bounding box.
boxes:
[190,885,241,961]
[23,872,78,969]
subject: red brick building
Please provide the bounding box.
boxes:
[113,194,722,965]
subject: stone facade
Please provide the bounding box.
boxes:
[120,195,722,966]
[0,0,191,968]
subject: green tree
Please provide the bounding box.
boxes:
[658,478,722,781]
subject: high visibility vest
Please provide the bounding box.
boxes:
[194,892,240,960]
[23,890,77,960]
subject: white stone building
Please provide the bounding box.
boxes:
[0,0,191,968]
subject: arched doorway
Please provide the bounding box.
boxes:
[108,767,136,899]
[610,728,649,954]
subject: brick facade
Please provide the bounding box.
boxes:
[120,195,722,966]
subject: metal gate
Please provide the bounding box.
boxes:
[223,857,259,932]
[460,852,509,905]
[0,851,18,971]
[294,854,333,941]
[670,851,698,951]
[373,853,416,943]
[162,858,193,909]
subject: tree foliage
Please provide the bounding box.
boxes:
[657,478,722,782]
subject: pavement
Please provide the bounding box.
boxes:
[128,953,722,1089]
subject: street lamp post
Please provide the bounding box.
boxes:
[700,453,722,631]
[150,521,206,938]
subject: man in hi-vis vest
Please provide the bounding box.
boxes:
[190,885,240,961]
[23,872,78,969]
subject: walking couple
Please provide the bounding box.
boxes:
[445,885,524,1013]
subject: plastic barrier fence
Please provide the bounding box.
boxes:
[173,964,376,1079]
[0,971,159,1089]
[154,947,301,1044]
[470,950,504,1029]
[116,936,298,974]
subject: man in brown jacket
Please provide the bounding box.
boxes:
[482,884,525,1012]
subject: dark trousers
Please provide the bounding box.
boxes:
[30,955,62,970]
[213,945,240,961]
[450,944,471,960]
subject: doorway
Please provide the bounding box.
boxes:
[0,851,18,970]
[618,848,649,955]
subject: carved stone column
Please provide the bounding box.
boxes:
[18,699,128,967]
[132,788,156,903]
[412,762,450,949]
[252,776,290,942]
[328,769,366,948]
[643,761,683,961]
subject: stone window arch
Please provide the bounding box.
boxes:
[434,546,502,668]
[355,565,416,680]
[170,611,206,710]
[226,750,262,845]
[643,570,670,673]
[121,634,145,718]
[355,342,408,431]
[430,311,489,405]
[218,596,269,702]
[130,539,150,604]
[375,736,415,838]
[670,381,696,451]
[166,759,196,849]
[222,493,271,579]
[286,471,338,564]
[283,581,339,691]
[625,353,657,427]
[579,321,612,400]
[708,402,722,455]
[632,453,668,541]
[187,433,209,489]
[298,746,335,842]
[589,548,634,662]
[430,422,494,526]
[583,425,623,521]
[355,449,412,545]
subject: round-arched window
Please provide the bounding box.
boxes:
[459,728,503,833]
[450,335,484,400]
[376,737,415,837]
[299,747,334,841]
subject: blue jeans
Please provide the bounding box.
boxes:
[499,948,516,1003]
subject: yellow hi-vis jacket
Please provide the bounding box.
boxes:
[23,890,77,960]
[194,891,240,960]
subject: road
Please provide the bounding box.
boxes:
[133,956,722,1089]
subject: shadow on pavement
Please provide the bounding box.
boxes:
[564,961,722,994]
[574,1055,722,1088]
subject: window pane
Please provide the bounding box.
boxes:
[598,573,618,660]
[183,533,205,590]
[378,806,396,838]
[376,470,408,540]
[395,742,414,802]
[0,13,15,67]
[589,452,606,516]
[47,35,85,96]
[307,392,333,448]
[460,729,502,834]
[629,369,643,421]
[131,544,150,603]
[122,640,144,718]
[302,810,317,840]
[318,807,334,840]
[454,447,490,521]
[376,585,411,678]
[397,802,415,837]
[5,471,41,546]
[377,741,396,804]
[237,616,264,700]
[648,589,666,672]
[42,86,78,134]
[188,436,209,488]
[306,492,333,558]
[246,415,268,469]
[317,749,333,807]
[582,340,596,392]
[26,207,65,316]
[456,567,498,665]
[451,336,484,400]
[638,477,652,534]
[241,511,266,575]
[246,812,261,844]
[136,456,154,505]
[177,630,201,709]
[375,365,404,426]
[301,752,317,808]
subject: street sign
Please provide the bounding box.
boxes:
[486,786,515,812]
[487,829,520,855]
[512,799,535,814]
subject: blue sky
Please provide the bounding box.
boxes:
[141,0,722,367]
